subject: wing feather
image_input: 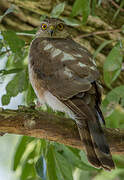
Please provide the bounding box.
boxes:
[29,37,99,99]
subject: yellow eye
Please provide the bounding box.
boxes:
[57,23,64,31]
[41,23,47,30]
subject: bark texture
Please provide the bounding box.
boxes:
[0,107,124,154]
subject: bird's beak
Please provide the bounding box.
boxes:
[49,25,54,36]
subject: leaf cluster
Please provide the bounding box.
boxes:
[12,137,98,180]
[0,30,36,106]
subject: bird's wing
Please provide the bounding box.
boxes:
[29,37,115,170]
[29,38,99,99]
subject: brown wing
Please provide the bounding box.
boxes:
[29,37,99,100]
[29,37,115,170]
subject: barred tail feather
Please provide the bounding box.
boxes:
[64,98,115,170]
[87,108,115,170]
[77,121,101,168]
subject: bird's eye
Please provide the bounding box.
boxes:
[41,23,47,30]
[57,23,64,31]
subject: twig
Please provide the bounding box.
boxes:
[16,32,35,36]
[109,0,124,12]
[78,28,122,38]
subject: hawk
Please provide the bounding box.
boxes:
[28,17,115,170]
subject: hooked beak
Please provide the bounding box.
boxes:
[49,25,54,36]
[50,30,54,36]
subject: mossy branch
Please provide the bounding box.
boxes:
[0,107,124,154]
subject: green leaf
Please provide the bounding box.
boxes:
[40,15,47,22]
[113,155,124,169]
[51,2,65,18]
[5,48,28,69]
[73,169,91,180]
[91,0,97,15]
[0,39,3,51]
[53,148,73,180]
[13,136,35,170]
[103,43,123,88]
[101,86,124,117]
[94,168,124,180]
[20,150,37,180]
[1,94,10,105]
[0,5,16,22]
[54,144,95,171]
[46,145,58,180]
[35,156,47,180]
[62,17,81,26]
[113,0,124,20]
[93,40,113,59]
[14,138,38,179]
[105,109,124,128]
[0,68,23,75]
[71,0,83,17]
[21,162,37,180]
[5,54,14,69]
[2,30,25,53]
[6,70,28,98]
[25,83,36,106]
[40,139,48,156]
[71,0,90,24]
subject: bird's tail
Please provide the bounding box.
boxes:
[64,98,115,170]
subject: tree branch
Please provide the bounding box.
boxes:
[77,28,122,38]
[0,107,124,154]
[109,0,124,12]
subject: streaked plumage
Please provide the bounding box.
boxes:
[28,18,115,170]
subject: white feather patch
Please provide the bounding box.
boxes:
[44,43,53,51]
[61,52,75,62]
[78,62,87,68]
[51,49,62,58]
[64,67,73,78]
[44,91,76,119]
[74,54,82,58]
[90,66,96,71]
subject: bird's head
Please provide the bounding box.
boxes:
[36,18,70,38]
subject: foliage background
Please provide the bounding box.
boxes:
[0,0,124,179]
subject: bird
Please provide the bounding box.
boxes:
[28,17,115,170]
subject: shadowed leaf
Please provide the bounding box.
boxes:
[2,30,25,53]
[0,5,16,22]
[101,86,124,117]
[103,43,123,88]
[51,2,65,18]
[71,0,90,23]
[35,156,47,180]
